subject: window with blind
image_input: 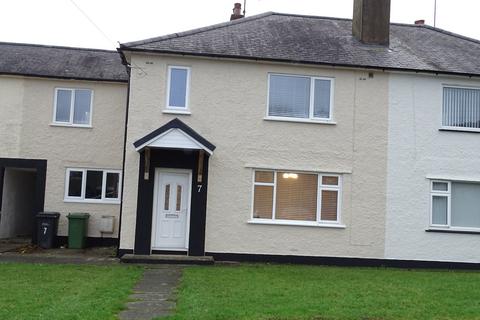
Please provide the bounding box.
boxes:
[252,170,341,224]
[267,74,333,121]
[430,180,480,229]
[442,86,480,130]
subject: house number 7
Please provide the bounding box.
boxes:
[197,184,202,192]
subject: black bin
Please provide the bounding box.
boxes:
[36,212,60,249]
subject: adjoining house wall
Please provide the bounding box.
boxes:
[0,168,36,239]
[120,54,389,259]
[386,73,480,263]
[0,75,127,239]
[0,77,24,158]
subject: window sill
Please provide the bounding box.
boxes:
[426,227,480,235]
[264,117,336,125]
[50,123,92,129]
[248,219,345,228]
[163,109,191,115]
[439,127,480,133]
[64,199,120,205]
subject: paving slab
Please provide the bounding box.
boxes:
[119,266,183,320]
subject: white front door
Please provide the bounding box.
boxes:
[152,169,191,250]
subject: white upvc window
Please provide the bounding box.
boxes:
[53,88,93,127]
[250,170,343,227]
[165,66,191,112]
[266,73,334,123]
[441,86,480,132]
[430,180,480,230]
[64,168,121,204]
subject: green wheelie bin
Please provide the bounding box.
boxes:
[67,213,90,249]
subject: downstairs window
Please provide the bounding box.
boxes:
[252,170,341,225]
[65,168,121,203]
[430,180,480,229]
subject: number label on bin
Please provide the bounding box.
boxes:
[41,222,49,235]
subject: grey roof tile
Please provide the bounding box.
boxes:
[121,12,480,76]
[0,42,128,82]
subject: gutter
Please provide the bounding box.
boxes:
[118,47,480,79]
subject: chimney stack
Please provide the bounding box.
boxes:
[230,3,244,21]
[414,19,425,25]
[352,0,391,45]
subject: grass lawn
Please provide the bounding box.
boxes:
[166,264,480,320]
[0,263,143,320]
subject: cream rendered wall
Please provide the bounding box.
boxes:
[120,54,389,258]
[386,73,480,263]
[0,76,127,238]
[0,77,25,158]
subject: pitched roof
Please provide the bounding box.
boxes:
[0,42,128,82]
[133,118,216,154]
[120,12,480,77]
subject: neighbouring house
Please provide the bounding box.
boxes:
[1,0,480,266]
[0,43,128,245]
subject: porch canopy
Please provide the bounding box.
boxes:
[133,118,216,154]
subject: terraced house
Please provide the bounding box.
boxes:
[1,0,480,266]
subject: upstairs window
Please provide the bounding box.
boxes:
[53,88,93,126]
[65,168,121,203]
[166,66,190,109]
[267,74,333,122]
[442,86,480,130]
[430,180,480,229]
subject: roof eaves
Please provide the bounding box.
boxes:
[116,47,480,78]
[0,71,129,83]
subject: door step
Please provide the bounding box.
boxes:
[120,254,214,265]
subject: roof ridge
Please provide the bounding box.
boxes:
[0,41,118,53]
[416,24,480,45]
[120,12,275,48]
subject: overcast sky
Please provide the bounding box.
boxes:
[0,0,479,50]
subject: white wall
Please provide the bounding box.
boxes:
[386,73,480,263]
[120,54,389,259]
[0,168,36,239]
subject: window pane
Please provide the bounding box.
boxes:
[85,170,103,199]
[275,172,317,221]
[176,185,182,211]
[432,182,448,191]
[55,89,72,122]
[169,68,188,107]
[73,89,92,124]
[68,171,83,197]
[451,182,480,228]
[105,172,119,199]
[255,171,274,183]
[313,79,331,118]
[321,190,338,221]
[253,185,273,219]
[443,87,480,129]
[432,196,448,225]
[268,75,310,118]
[322,176,338,186]
[164,184,170,210]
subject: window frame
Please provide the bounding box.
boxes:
[265,73,335,124]
[440,85,480,133]
[429,179,480,231]
[52,88,94,127]
[64,168,122,204]
[165,65,191,111]
[250,169,343,227]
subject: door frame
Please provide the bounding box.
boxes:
[150,167,192,253]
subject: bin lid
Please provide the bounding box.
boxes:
[36,212,60,218]
[67,213,90,219]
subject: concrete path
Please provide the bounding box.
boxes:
[119,266,183,320]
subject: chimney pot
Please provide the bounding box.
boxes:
[414,19,425,25]
[230,3,244,21]
[352,0,391,45]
